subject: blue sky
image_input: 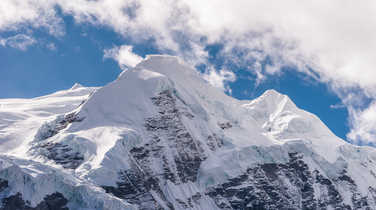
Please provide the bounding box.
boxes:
[0,16,122,98]
[1,0,375,145]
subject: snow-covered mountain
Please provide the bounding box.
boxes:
[1,55,376,209]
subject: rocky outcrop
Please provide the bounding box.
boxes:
[103,90,207,209]
[207,152,372,210]
[207,134,223,151]
[30,112,84,169]
[101,90,376,209]
[0,178,68,210]
[38,142,84,169]
[34,112,83,142]
[1,192,68,210]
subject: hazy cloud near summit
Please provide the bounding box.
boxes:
[1,0,376,144]
[104,45,143,70]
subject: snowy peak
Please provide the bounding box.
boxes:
[77,55,343,149]
[131,54,230,101]
[117,55,196,85]
[242,88,345,161]
[70,83,84,90]
[4,55,376,209]
[242,89,298,127]
[134,55,192,76]
[75,54,234,130]
[75,64,175,130]
[246,89,297,113]
[262,89,287,98]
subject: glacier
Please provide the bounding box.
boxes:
[0,55,376,209]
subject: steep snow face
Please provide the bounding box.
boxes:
[2,55,376,209]
[0,86,137,209]
[243,89,335,140]
[62,55,275,181]
[75,55,271,146]
[74,67,172,130]
[0,85,96,155]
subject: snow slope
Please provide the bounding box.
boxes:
[0,84,95,154]
[1,55,376,209]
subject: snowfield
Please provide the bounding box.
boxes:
[1,55,376,209]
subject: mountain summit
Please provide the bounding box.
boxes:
[0,55,376,209]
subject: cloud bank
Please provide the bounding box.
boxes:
[1,0,376,145]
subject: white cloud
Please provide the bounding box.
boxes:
[347,102,376,146]
[0,34,36,51]
[330,103,346,110]
[0,0,64,36]
[203,68,236,93]
[1,1,376,88]
[104,45,143,70]
[1,0,376,144]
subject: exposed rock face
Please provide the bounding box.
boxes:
[30,112,84,169]
[39,142,84,169]
[1,192,68,210]
[206,152,373,210]
[103,142,376,210]
[206,134,223,151]
[145,90,205,183]
[218,122,232,130]
[104,90,207,209]
[103,170,165,210]
[100,90,376,210]
[34,112,83,142]
[0,178,68,210]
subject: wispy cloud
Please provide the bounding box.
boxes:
[330,103,346,110]
[0,0,64,36]
[203,68,236,93]
[347,102,376,146]
[0,34,36,51]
